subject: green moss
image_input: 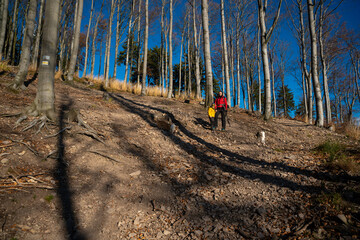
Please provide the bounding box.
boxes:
[44,195,54,203]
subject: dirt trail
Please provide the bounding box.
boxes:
[0,76,359,240]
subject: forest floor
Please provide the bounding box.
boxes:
[0,71,359,240]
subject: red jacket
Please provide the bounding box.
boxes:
[215,96,228,110]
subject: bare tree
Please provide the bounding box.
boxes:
[90,0,105,78]
[104,0,117,87]
[141,0,148,95]
[257,0,283,120]
[6,0,19,62]
[201,0,214,106]
[220,0,231,105]
[32,0,45,68]
[124,0,135,84]
[0,0,9,60]
[11,0,37,89]
[30,0,62,120]
[67,0,84,81]
[193,0,201,99]
[167,0,174,98]
[307,0,324,127]
[82,0,94,77]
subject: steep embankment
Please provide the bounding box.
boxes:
[0,73,359,240]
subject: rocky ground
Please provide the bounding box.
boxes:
[0,72,359,240]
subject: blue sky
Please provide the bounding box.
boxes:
[79,0,360,115]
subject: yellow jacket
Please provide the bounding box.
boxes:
[208,107,216,118]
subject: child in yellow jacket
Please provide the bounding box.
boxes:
[208,104,216,130]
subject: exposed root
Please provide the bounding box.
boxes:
[0,112,22,118]
[21,115,49,133]
[44,126,72,139]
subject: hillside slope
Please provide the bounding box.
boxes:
[0,73,359,240]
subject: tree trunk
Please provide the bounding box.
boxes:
[67,0,83,81]
[136,0,142,84]
[104,0,116,87]
[31,0,61,120]
[140,0,148,95]
[91,1,105,78]
[271,54,277,117]
[31,0,45,68]
[201,0,214,107]
[6,0,19,61]
[82,0,94,77]
[257,18,261,112]
[178,22,185,95]
[186,17,191,96]
[124,0,134,84]
[307,0,324,127]
[12,0,37,89]
[0,0,8,60]
[193,0,201,99]
[319,3,331,125]
[257,0,282,120]
[167,0,173,98]
[220,0,231,105]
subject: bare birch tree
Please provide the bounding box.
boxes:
[82,0,94,77]
[257,0,283,120]
[67,0,84,81]
[220,0,231,106]
[141,0,148,95]
[307,0,324,127]
[167,0,174,98]
[201,0,214,106]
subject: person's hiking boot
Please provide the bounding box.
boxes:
[221,128,225,131]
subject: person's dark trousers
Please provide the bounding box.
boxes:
[215,107,227,130]
[209,117,215,129]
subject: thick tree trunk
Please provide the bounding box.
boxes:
[201,0,214,107]
[140,0,148,95]
[6,0,19,61]
[32,0,45,68]
[124,0,134,84]
[12,0,37,89]
[167,0,173,98]
[220,0,231,105]
[0,0,8,60]
[82,0,94,77]
[67,0,83,81]
[307,0,324,127]
[31,0,61,120]
[257,0,282,120]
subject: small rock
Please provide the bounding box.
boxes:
[163,230,171,235]
[134,217,140,225]
[130,170,141,177]
[1,158,9,164]
[194,230,203,236]
[18,150,26,156]
[298,213,305,219]
[256,207,266,216]
[337,214,348,224]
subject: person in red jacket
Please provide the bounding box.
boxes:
[214,91,228,131]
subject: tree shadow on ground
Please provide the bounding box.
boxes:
[54,99,87,240]
[109,93,359,189]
